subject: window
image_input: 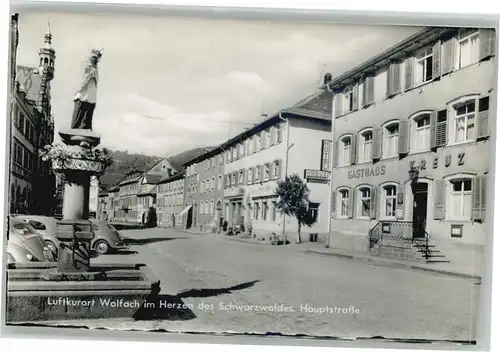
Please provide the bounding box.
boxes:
[457,29,480,69]
[226,174,231,188]
[256,134,262,151]
[211,177,216,191]
[339,136,352,166]
[239,143,245,158]
[414,47,433,84]
[277,124,283,143]
[231,173,237,186]
[272,160,280,178]
[357,188,371,218]
[266,129,271,148]
[412,113,431,152]
[358,130,373,163]
[452,101,475,143]
[247,168,253,184]
[271,201,277,221]
[232,147,237,160]
[449,178,472,219]
[210,200,214,214]
[238,170,244,184]
[383,122,399,158]
[262,201,268,221]
[255,165,261,181]
[382,185,397,218]
[308,202,320,222]
[218,175,222,190]
[254,202,260,220]
[343,87,355,113]
[201,180,205,193]
[338,189,349,217]
[264,163,270,180]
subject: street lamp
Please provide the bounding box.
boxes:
[408,167,419,183]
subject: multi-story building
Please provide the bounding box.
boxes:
[116,169,143,222]
[157,171,186,228]
[221,88,333,241]
[107,185,120,221]
[10,20,56,215]
[136,173,162,225]
[97,190,108,220]
[89,176,99,218]
[183,150,224,232]
[328,27,494,249]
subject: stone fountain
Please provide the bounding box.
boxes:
[6,49,159,323]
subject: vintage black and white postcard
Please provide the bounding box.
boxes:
[3,8,497,347]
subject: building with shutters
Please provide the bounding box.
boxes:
[183,149,225,232]
[10,16,56,216]
[327,27,495,246]
[221,87,333,240]
[157,170,186,228]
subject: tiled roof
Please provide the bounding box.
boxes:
[143,174,163,184]
[137,184,157,196]
[158,170,185,184]
[285,89,333,120]
[119,174,142,186]
[16,65,42,103]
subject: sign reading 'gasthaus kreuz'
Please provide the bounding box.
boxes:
[304,169,331,181]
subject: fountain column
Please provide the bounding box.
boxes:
[50,129,106,273]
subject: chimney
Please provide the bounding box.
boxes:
[323,72,332,85]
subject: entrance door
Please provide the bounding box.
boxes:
[186,207,193,229]
[412,183,428,239]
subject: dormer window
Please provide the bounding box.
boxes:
[343,86,357,114]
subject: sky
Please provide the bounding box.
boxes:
[16,12,420,157]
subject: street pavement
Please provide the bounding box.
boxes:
[60,228,479,341]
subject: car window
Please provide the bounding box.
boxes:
[13,223,37,235]
[28,220,47,231]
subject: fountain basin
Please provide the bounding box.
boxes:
[6,262,160,323]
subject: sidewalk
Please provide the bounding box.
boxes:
[174,227,484,281]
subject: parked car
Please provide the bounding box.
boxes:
[14,215,128,255]
[15,215,60,257]
[7,217,53,264]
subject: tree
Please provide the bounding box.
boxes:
[275,174,317,244]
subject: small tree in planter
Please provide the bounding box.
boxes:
[275,174,317,244]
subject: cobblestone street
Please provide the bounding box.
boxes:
[54,228,479,341]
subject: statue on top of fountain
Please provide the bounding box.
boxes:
[61,49,103,148]
[71,49,102,131]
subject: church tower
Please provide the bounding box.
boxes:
[38,21,55,81]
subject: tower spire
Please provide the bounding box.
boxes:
[44,17,52,46]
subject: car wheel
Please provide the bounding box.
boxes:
[44,240,58,257]
[95,240,110,255]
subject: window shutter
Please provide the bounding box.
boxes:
[260,165,264,182]
[241,169,246,186]
[352,83,359,111]
[352,189,358,219]
[334,94,342,117]
[234,172,238,187]
[367,76,374,105]
[398,119,409,155]
[362,79,367,107]
[481,174,487,222]
[372,128,382,160]
[430,110,438,150]
[477,96,490,140]
[479,29,495,61]
[441,39,455,75]
[332,140,339,167]
[386,64,393,96]
[331,191,337,218]
[395,183,405,215]
[405,57,414,91]
[223,175,227,189]
[432,40,442,80]
[393,62,401,94]
[369,186,377,219]
[434,179,446,220]
[270,127,276,146]
[363,76,375,107]
[278,159,283,179]
[348,188,354,219]
[436,109,448,147]
[350,134,357,164]
[472,176,482,221]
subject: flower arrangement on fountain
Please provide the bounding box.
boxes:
[41,142,114,176]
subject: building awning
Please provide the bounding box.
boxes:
[178,205,192,217]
